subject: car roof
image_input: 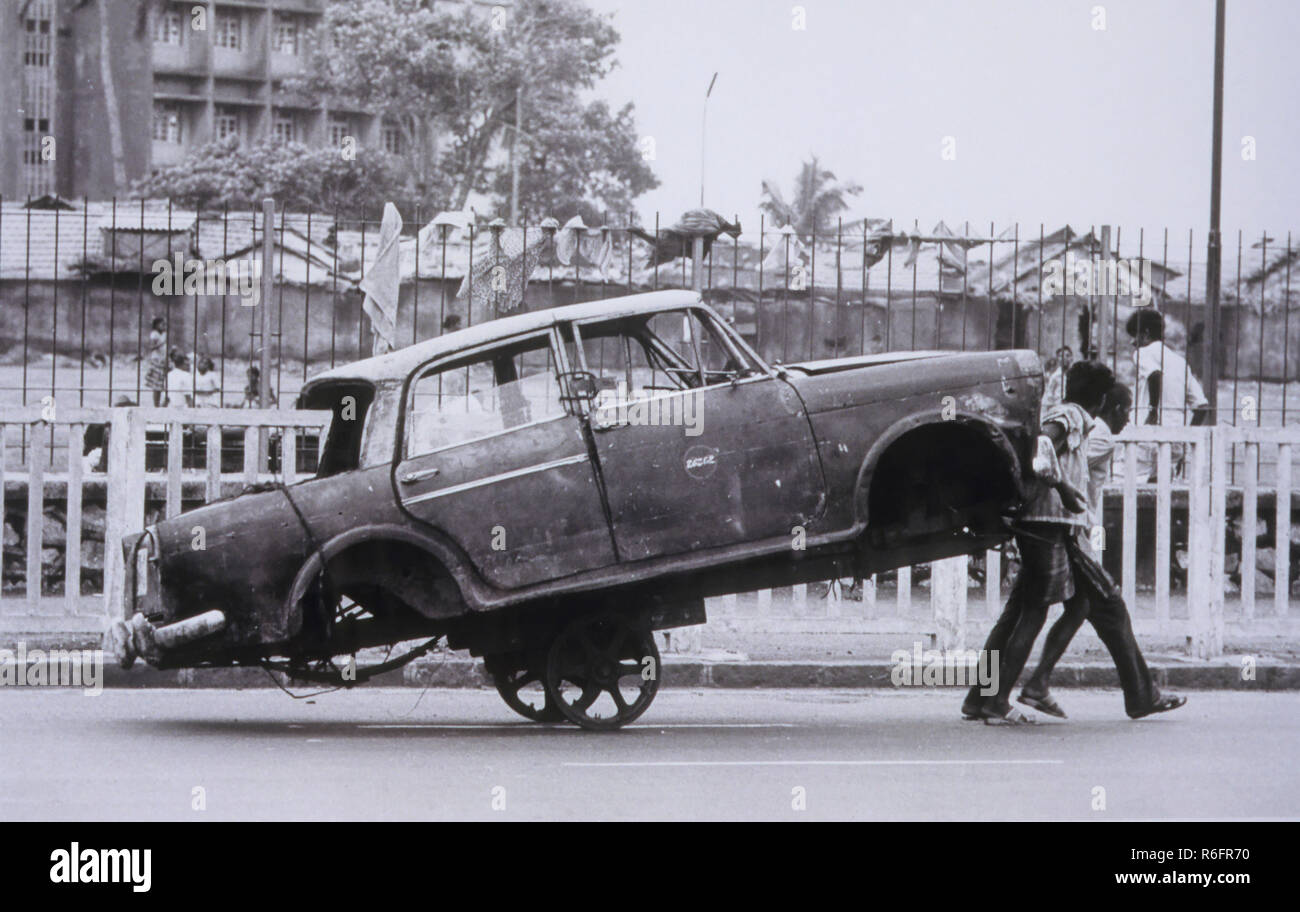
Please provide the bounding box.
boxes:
[304,290,705,389]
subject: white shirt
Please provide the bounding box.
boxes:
[193,371,221,407]
[165,367,193,406]
[1085,421,1115,529]
[1134,340,1207,427]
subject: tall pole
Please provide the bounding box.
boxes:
[510,85,523,224]
[259,197,275,471]
[1203,0,1226,422]
[1097,225,1111,363]
[259,198,274,409]
[700,72,717,207]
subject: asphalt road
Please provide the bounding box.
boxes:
[1,687,1294,821]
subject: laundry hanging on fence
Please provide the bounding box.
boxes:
[359,202,403,355]
[627,209,742,268]
[760,225,808,274]
[456,216,589,319]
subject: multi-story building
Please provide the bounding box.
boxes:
[1,0,409,201]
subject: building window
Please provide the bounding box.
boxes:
[215,11,242,50]
[273,14,300,55]
[23,9,53,67]
[328,117,352,149]
[215,109,241,142]
[22,1,55,196]
[152,103,183,143]
[154,9,184,45]
[272,113,298,146]
[382,125,403,155]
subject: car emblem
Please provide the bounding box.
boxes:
[684,445,719,479]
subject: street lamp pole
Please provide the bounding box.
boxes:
[700,72,718,207]
[1203,0,1226,422]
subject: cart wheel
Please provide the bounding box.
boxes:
[544,611,660,731]
[485,653,565,723]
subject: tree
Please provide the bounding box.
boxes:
[293,0,656,216]
[133,137,407,213]
[488,99,658,225]
[287,0,464,201]
[760,157,863,238]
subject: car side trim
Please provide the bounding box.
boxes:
[399,453,591,506]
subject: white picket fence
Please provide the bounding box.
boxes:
[706,424,1299,660]
[0,408,1295,662]
[0,406,331,637]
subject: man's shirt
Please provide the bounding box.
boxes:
[1022,401,1094,528]
[1134,340,1208,427]
[165,368,192,406]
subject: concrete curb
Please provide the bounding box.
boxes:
[1,655,1287,690]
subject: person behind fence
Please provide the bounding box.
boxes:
[82,396,136,472]
[241,365,276,408]
[165,348,193,407]
[961,363,1094,725]
[1040,345,1073,413]
[144,316,168,406]
[1017,374,1187,720]
[193,357,220,407]
[1126,309,1209,481]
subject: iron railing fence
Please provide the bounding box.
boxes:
[0,199,1295,476]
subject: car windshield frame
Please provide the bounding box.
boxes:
[566,306,771,393]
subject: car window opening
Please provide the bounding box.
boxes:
[300,381,376,477]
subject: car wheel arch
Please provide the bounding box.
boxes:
[283,524,489,623]
[852,410,1026,530]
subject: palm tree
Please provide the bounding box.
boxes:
[760,156,862,239]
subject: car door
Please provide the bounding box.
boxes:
[394,328,616,589]
[570,308,825,562]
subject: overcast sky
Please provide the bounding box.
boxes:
[587,0,1299,250]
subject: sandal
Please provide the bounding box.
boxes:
[1018,690,1067,719]
[1128,694,1187,719]
[981,705,1036,725]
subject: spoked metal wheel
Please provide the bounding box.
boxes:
[484,652,565,723]
[544,610,660,731]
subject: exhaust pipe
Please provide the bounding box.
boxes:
[153,610,226,650]
[104,610,227,669]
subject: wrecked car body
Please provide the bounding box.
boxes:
[108,289,1042,729]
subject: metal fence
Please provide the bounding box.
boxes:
[0,199,1296,444]
[0,408,1291,660]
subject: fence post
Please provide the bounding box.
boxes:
[896,565,911,616]
[104,408,146,622]
[1277,443,1293,618]
[1208,428,1226,655]
[1241,439,1258,619]
[931,556,967,652]
[1188,429,1224,658]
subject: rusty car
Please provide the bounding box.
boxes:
[107,289,1043,729]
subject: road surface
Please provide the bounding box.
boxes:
[1,687,1294,820]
